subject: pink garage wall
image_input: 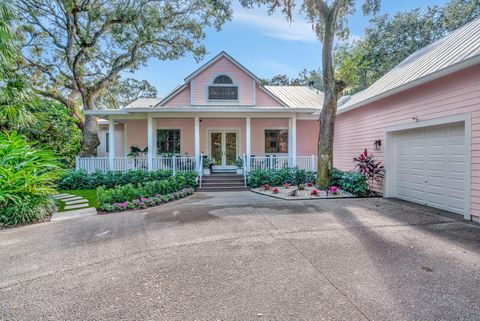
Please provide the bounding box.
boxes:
[97,123,124,157]
[333,64,480,219]
[191,56,255,106]
[156,118,195,155]
[297,120,319,156]
[200,118,246,155]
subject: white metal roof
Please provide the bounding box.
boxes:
[338,17,480,113]
[264,86,324,109]
[125,97,162,108]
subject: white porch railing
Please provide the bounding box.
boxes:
[76,155,317,174]
[248,155,317,172]
[76,156,199,174]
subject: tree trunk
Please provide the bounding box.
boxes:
[80,94,100,156]
[316,13,337,188]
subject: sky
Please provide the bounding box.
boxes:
[126,0,450,98]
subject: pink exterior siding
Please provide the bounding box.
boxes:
[190,56,255,106]
[97,124,124,157]
[333,64,480,219]
[125,120,148,152]
[256,85,282,106]
[297,120,319,156]
[162,84,191,108]
[157,118,195,155]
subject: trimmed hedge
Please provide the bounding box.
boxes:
[330,168,368,197]
[58,169,174,190]
[97,171,197,206]
[247,168,316,188]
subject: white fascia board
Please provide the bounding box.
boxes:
[337,54,480,115]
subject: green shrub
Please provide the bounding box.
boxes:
[58,169,174,190]
[0,196,57,226]
[0,132,61,226]
[329,168,368,197]
[248,168,316,188]
[97,172,197,206]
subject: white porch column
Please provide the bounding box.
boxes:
[147,113,155,171]
[194,116,200,172]
[289,115,297,167]
[246,116,251,171]
[108,117,116,171]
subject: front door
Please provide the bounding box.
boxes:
[210,131,238,170]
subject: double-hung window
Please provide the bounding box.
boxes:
[208,75,238,100]
[157,129,181,154]
[264,129,288,153]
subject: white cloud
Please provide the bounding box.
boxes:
[233,10,318,43]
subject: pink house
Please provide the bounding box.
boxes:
[334,18,480,221]
[86,51,322,174]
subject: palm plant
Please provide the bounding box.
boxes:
[0,132,61,225]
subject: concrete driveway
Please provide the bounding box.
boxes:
[1,192,480,321]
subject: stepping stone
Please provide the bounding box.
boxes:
[51,207,97,222]
[65,199,89,205]
[64,203,90,210]
[52,194,70,199]
[61,196,83,202]
[53,194,74,200]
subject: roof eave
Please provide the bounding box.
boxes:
[338,54,480,115]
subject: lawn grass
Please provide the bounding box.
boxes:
[58,190,98,211]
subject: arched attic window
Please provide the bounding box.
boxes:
[208,75,238,100]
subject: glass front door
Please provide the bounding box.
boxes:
[210,131,237,168]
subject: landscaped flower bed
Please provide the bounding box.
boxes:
[252,183,354,200]
[99,188,194,213]
[97,172,197,213]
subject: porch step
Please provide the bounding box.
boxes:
[202,182,245,188]
[197,186,250,192]
[202,177,244,182]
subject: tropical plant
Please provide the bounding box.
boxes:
[128,146,148,158]
[235,157,244,169]
[330,168,368,197]
[202,157,214,169]
[0,132,61,226]
[353,149,385,191]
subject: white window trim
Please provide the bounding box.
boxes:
[263,127,289,155]
[206,73,240,103]
[384,113,472,220]
[156,127,183,156]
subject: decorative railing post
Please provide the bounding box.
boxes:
[311,154,316,171]
[172,155,176,176]
[269,155,273,170]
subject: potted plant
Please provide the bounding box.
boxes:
[235,157,244,175]
[202,157,213,176]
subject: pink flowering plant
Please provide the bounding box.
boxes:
[310,189,320,196]
[307,182,314,187]
[262,184,271,191]
[284,183,290,189]
[329,186,340,195]
[272,187,280,194]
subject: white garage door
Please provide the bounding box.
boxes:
[392,122,467,215]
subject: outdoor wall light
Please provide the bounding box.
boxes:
[374,139,382,151]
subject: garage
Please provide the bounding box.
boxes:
[387,120,470,217]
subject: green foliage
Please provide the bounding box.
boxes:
[0,196,57,226]
[99,188,194,213]
[247,168,316,188]
[58,169,176,190]
[262,69,324,91]
[335,0,480,94]
[330,168,368,197]
[0,132,61,226]
[0,1,18,78]
[95,78,158,109]
[97,172,197,206]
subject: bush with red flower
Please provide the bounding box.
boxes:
[307,182,314,187]
[310,189,320,196]
[272,187,280,194]
[329,186,340,195]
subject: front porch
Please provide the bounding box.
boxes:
[78,113,319,174]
